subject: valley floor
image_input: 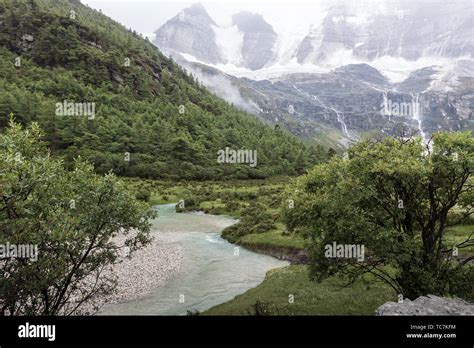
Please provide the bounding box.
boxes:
[125,177,473,315]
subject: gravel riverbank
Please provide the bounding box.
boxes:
[84,233,184,314]
[106,234,184,305]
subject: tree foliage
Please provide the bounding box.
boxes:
[0,118,153,315]
[283,133,474,299]
[0,0,328,180]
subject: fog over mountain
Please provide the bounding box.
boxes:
[154,1,473,78]
[149,0,474,147]
[154,3,279,71]
[81,0,474,147]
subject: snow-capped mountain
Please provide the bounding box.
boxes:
[296,1,473,64]
[231,11,277,70]
[154,3,223,64]
[154,1,474,146]
[154,4,278,70]
[155,1,473,78]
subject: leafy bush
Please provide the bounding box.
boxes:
[222,203,276,242]
[284,132,474,300]
[135,189,151,202]
[0,119,153,315]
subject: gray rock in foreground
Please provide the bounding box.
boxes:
[375,295,474,316]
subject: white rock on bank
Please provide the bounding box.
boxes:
[375,295,474,315]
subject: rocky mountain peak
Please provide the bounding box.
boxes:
[153,2,222,64]
[232,11,274,33]
[231,11,277,70]
[183,3,215,24]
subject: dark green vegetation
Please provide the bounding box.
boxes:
[201,133,473,315]
[204,265,396,315]
[0,120,153,315]
[283,133,474,301]
[176,181,285,244]
[127,158,472,314]
[124,177,305,250]
[1,0,472,317]
[0,0,328,180]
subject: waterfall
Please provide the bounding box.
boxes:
[331,106,350,138]
[411,93,427,143]
[303,90,353,140]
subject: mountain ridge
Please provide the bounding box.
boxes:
[152,2,474,144]
[154,1,474,81]
[0,0,327,180]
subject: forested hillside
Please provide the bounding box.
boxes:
[0,0,327,179]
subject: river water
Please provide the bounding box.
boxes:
[101,204,288,315]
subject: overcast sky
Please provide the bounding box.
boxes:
[81,0,334,40]
[81,1,191,38]
[81,0,469,41]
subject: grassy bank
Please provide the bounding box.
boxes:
[203,265,396,315]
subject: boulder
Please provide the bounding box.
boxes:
[375,295,474,316]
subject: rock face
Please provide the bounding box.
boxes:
[155,1,474,68]
[154,3,222,64]
[176,58,473,149]
[296,2,474,64]
[232,64,473,144]
[154,4,277,70]
[153,2,474,146]
[375,295,474,316]
[232,11,276,70]
[176,59,473,149]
